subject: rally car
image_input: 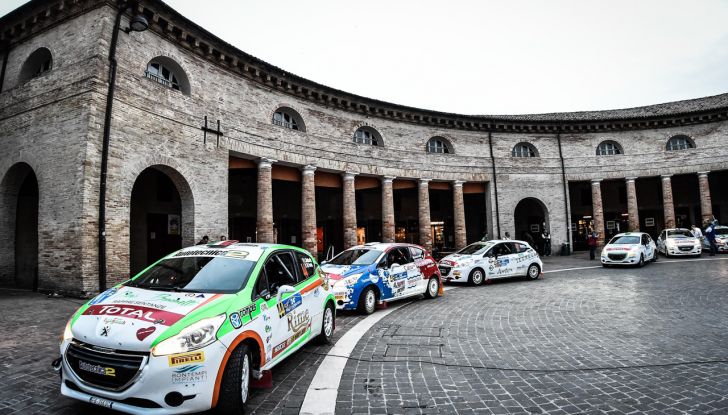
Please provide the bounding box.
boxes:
[656,228,702,257]
[702,225,728,253]
[601,232,657,267]
[56,241,335,415]
[438,240,543,285]
[319,243,441,314]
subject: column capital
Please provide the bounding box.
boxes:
[301,165,316,175]
[590,179,602,185]
[258,157,277,169]
[382,175,396,183]
[342,171,358,181]
[419,178,431,186]
[453,180,465,187]
[697,171,710,177]
[625,177,637,182]
[660,174,672,180]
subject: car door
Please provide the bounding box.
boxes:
[484,243,514,279]
[378,247,411,300]
[410,246,435,295]
[293,251,322,332]
[641,234,654,260]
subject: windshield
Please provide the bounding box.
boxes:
[328,249,383,266]
[715,227,728,236]
[667,230,692,238]
[457,243,491,255]
[608,235,640,245]
[126,256,256,294]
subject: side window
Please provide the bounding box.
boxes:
[264,252,297,294]
[254,272,269,299]
[295,252,316,282]
[409,247,424,260]
[386,247,411,268]
[512,242,528,253]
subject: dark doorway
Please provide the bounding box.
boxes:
[317,186,343,260]
[568,181,592,251]
[15,170,39,290]
[514,198,548,251]
[464,192,487,244]
[130,168,184,275]
[273,179,302,247]
[394,184,418,244]
[355,186,382,245]
[429,187,454,254]
[229,168,257,243]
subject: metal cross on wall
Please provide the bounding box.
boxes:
[201,116,224,147]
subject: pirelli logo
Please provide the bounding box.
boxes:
[168,351,205,367]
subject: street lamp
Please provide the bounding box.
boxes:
[98,1,148,292]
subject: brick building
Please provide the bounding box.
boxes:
[1,0,726,296]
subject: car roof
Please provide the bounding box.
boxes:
[348,242,425,251]
[173,242,308,262]
[612,232,646,237]
[663,228,690,232]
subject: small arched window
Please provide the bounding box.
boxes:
[353,127,382,146]
[512,142,538,158]
[596,141,623,156]
[144,57,190,95]
[19,47,53,83]
[666,135,694,151]
[272,107,306,132]
[426,137,452,154]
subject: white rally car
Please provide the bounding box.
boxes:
[656,228,702,257]
[702,225,728,253]
[438,240,543,285]
[56,242,334,415]
[601,232,657,267]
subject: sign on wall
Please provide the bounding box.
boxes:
[606,221,615,230]
[168,214,180,235]
[530,224,540,233]
[645,217,655,227]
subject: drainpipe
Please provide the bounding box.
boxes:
[487,131,501,238]
[556,127,571,253]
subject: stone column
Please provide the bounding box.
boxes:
[452,180,467,250]
[591,179,605,246]
[625,177,640,231]
[381,176,396,243]
[342,172,358,249]
[661,174,675,229]
[698,171,713,223]
[301,165,317,257]
[256,158,276,243]
[418,179,432,252]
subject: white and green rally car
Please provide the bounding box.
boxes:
[57,241,335,414]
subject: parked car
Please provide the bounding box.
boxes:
[438,240,543,285]
[320,243,441,314]
[601,232,657,267]
[57,241,335,414]
[656,228,702,257]
[702,225,728,253]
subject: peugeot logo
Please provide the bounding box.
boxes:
[100,325,110,337]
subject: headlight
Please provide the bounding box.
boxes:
[152,314,226,356]
[60,319,73,345]
[337,273,362,286]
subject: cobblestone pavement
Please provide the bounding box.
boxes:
[337,256,728,414]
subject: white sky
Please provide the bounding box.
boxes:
[3,0,728,115]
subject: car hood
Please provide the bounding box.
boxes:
[439,253,475,266]
[605,244,640,251]
[70,286,229,352]
[667,237,698,243]
[320,263,371,280]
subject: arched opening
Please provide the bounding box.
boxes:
[272,107,306,132]
[514,197,549,252]
[353,126,383,146]
[0,163,38,290]
[130,166,194,276]
[19,47,53,83]
[144,56,191,95]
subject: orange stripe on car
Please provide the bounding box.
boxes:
[190,294,222,312]
[299,277,322,295]
[211,330,265,409]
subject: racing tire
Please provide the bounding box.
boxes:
[315,302,335,345]
[357,286,377,315]
[468,268,485,286]
[637,254,645,268]
[217,343,252,415]
[651,252,658,262]
[526,264,540,280]
[424,277,439,299]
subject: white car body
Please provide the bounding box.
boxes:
[656,228,702,257]
[702,225,728,252]
[601,232,657,266]
[438,240,543,284]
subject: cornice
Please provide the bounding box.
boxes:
[2,0,728,133]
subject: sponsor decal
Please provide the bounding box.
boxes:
[239,304,256,317]
[99,325,110,337]
[265,325,272,333]
[229,312,242,329]
[112,299,169,310]
[277,293,302,317]
[225,250,249,259]
[89,288,118,305]
[184,293,206,298]
[272,322,309,359]
[122,290,137,298]
[171,365,208,384]
[313,287,321,297]
[83,304,185,326]
[103,317,126,325]
[262,314,270,322]
[168,351,205,367]
[287,310,311,333]
[154,293,199,307]
[89,396,114,409]
[265,334,272,344]
[260,303,268,312]
[79,360,115,377]
[136,326,156,341]
[174,249,227,257]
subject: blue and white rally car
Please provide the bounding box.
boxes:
[320,243,442,314]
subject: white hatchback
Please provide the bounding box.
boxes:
[438,240,543,285]
[601,232,657,267]
[656,228,702,257]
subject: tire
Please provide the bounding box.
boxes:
[526,264,540,280]
[316,303,335,345]
[637,254,645,268]
[217,343,252,415]
[357,286,377,315]
[468,268,485,286]
[424,277,439,299]
[651,251,658,262]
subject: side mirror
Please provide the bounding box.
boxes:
[390,263,400,268]
[258,289,271,301]
[320,260,328,265]
[276,285,296,301]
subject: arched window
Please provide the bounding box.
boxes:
[144,57,190,95]
[426,137,453,154]
[353,127,382,146]
[512,142,538,158]
[596,141,623,156]
[19,47,53,83]
[666,135,694,151]
[272,107,305,132]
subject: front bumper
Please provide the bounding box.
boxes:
[665,245,702,256]
[332,284,355,310]
[438,265,469,282]
[601,253,641,265]
[60,339,227,414]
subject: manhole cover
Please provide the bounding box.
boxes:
[384,344,443,358]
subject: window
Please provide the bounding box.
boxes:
[272,107,305,132]
[666,135,694,151]
[409,246,425,260]
[487,243,513,257]
[263,252,297,294]
[596,141,623,156]
[19,47,53,83]
[511,242,529,253]
[512,143,538,158]
[426,137,452,154]
[384,247,412,268]
[295,252,316,281]
[144,57,190,94]
[353,127,382,146]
